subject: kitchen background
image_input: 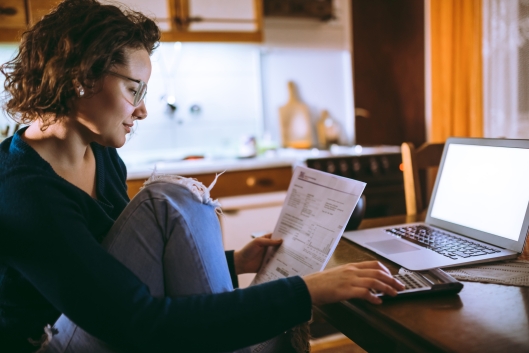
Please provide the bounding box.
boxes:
[0,0,354,165]
[3,1,527,348]
[0,1,367,345]
[0,0,421,291]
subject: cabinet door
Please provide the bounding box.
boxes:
[1,0,66,41]
[219,191,286,288]
[0,0,27,41]
[164,0,262,42]
[104,0,261,41]
[0,0,26,28]
[101,0,173,32]
[1,0,262,42]
[26,0,60,26]
[187,0,258,32]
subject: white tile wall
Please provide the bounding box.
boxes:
[0,45,19,133]
[0,41,354,152]
[122,43,263,154]
[260,48,354,145]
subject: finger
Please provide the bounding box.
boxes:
[366,293,383,304]
[351,287,383,304]
[355,278,399,297]
[369,296,383,304]
[261,233,273,239]
[372,281,400,297]
[355,269,405,290]
[353,261,392,275]
[254,237,282,247]
[354,269,395,282]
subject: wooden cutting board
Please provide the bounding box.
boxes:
[278,81,313,149]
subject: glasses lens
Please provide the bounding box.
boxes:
[134,81,147,107]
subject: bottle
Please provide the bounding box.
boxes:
[317,110,341,149]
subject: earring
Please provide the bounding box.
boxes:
[78,86,85,97]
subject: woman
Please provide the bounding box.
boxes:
[0,1,404,352]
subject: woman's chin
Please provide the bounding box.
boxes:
[101,135,127,149]
[115,138,127,148]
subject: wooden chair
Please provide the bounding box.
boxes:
[401,142,445,215]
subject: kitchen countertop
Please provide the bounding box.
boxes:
[121,145,402,180]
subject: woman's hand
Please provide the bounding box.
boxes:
[233,233,282,275]
[303,261,405,305]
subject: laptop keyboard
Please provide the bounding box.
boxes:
[385,225,501,260]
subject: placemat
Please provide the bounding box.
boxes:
[445,260,529,287]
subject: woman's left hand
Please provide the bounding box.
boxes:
[233,233,283,275]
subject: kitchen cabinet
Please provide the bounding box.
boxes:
[126,166,292,200]
[0,0,28,41]
[166,0,262,42]
[220,191,286,288]
[26,0,61,25]
[1,0,262,42]
[0,0,69,42]
[262,0,351,51]
[108,0,262,42]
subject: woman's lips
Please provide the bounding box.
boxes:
[123,123,133,133]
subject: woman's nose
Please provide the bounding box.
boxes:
[133,101,148,120]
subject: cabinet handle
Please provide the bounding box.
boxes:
[174,16,202,31]
[355,107,370,119]
[0,7,18,16]
[186,16,203,23]
[246,177,274,187]
[175,16,255,26]
[174,16,203,27]
[246,177,256,187]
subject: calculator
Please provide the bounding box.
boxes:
[375,267,463,298]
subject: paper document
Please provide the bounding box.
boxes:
[252,166,366,285]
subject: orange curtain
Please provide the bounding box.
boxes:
[430,0,483,142]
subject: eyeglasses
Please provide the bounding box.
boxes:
[107,71,147,107]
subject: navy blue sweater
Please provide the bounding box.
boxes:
[0,128,311,353]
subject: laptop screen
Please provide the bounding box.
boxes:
[430,143,529,242]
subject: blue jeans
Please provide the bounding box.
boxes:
[41,181,291,353]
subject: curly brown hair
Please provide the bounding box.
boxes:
[0,0,160,128]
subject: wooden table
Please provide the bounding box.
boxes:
[315,213,529,353]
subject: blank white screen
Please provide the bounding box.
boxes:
[430,144,529,241]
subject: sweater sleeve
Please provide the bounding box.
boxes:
[0,173,312,353]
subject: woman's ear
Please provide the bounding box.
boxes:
[72,80,85,97]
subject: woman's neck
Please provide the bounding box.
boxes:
[23,118,98,198]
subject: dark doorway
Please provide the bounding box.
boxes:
[352,0,426,147]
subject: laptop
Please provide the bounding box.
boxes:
[343,137,529,271]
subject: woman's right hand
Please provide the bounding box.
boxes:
[303,261,405,306]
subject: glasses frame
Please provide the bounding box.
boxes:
[107,71,147,107]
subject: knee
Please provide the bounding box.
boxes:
[138,181,194,205]
[139,177,221,210]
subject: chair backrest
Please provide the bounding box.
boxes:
[401,142,445,215]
